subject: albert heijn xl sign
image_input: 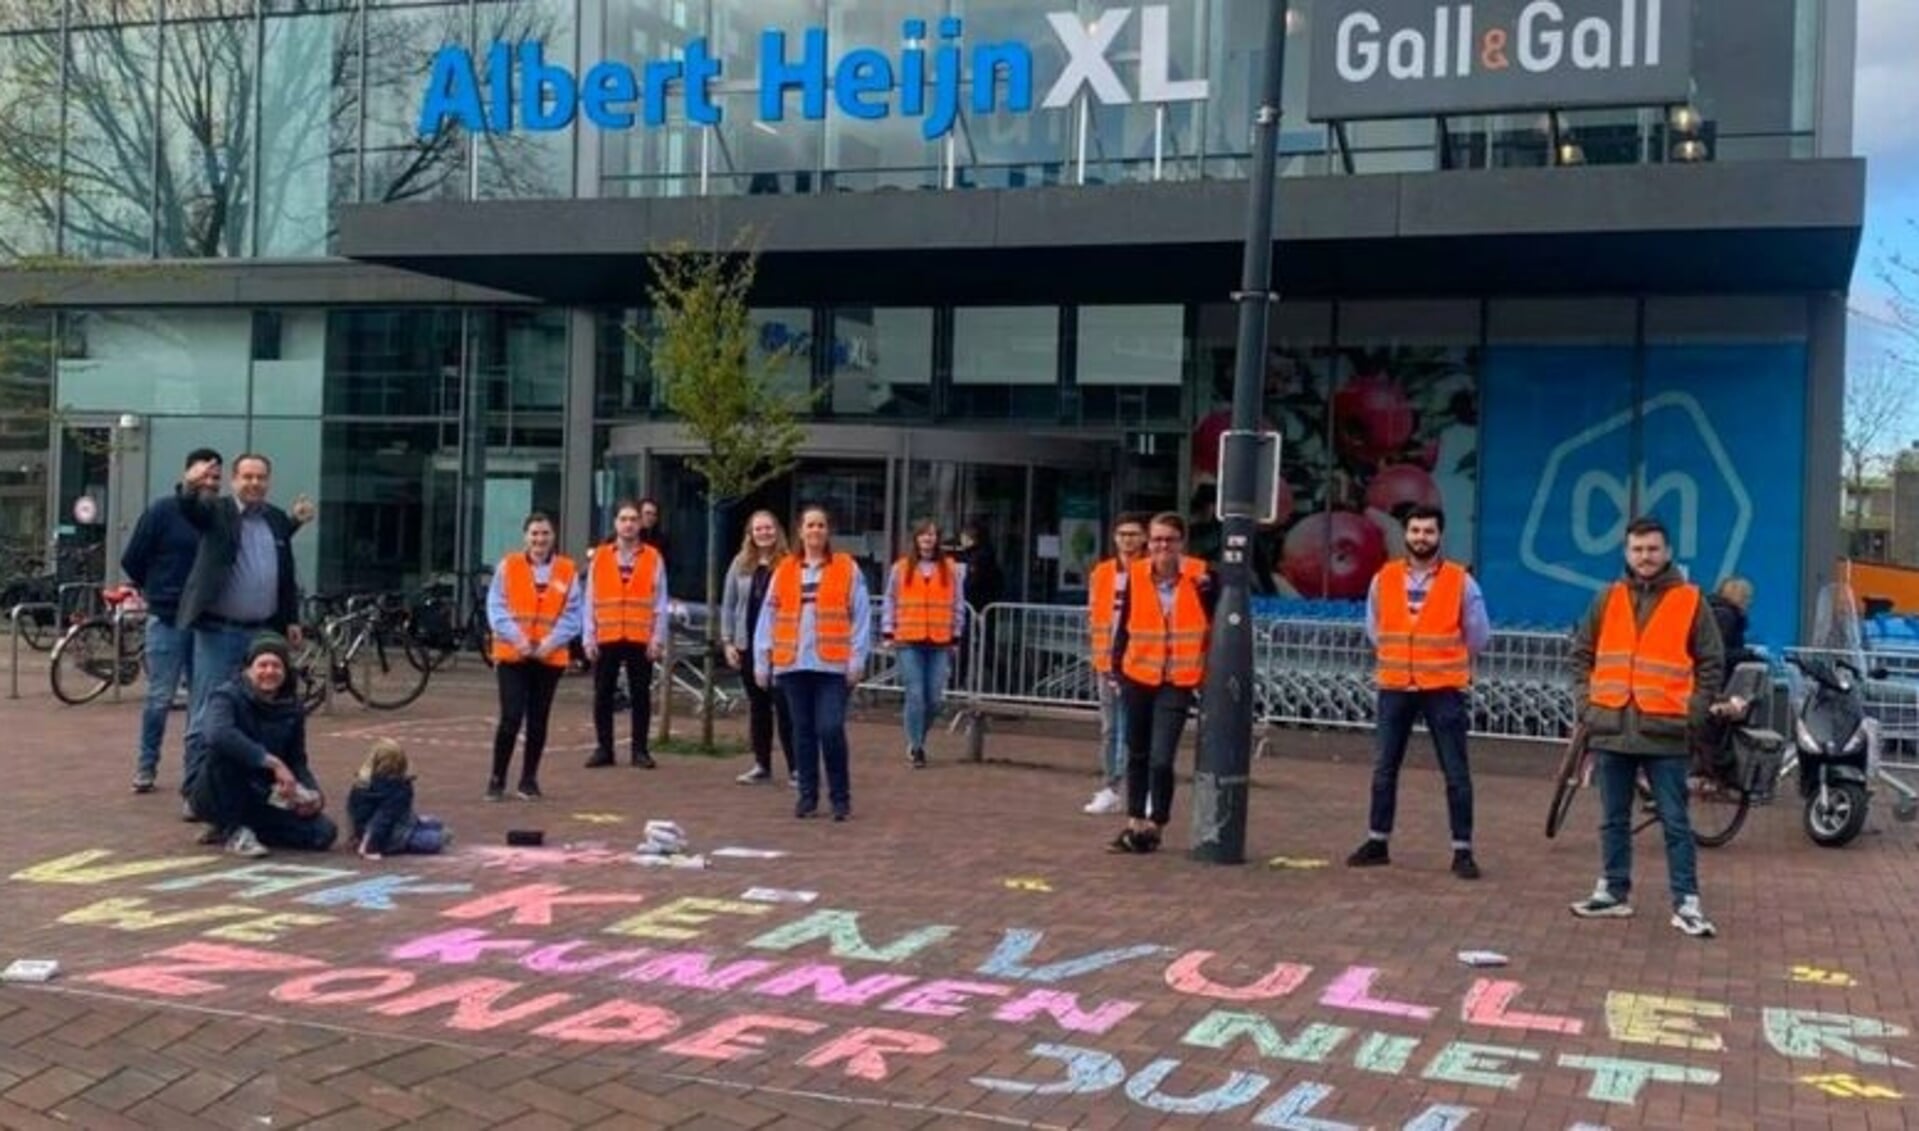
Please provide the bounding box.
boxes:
[1307,0,1693,121]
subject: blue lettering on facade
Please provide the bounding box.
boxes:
[417,14,1098,141]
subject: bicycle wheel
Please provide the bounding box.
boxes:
[472,621,496,668]
[1689,777,1752,848]
[20,607,58,652]
[293,633,328,715]
[1545,725,1589,839]
[345,624,431,710]
[49,621,115,705]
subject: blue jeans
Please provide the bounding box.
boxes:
[780,671,851,815]
[896,644,951,750]
[1596,751,1698,908]
[1368,689,1475,847]
[1096,677,1127,787]
[182,625,258,797]
[137,617,194,777]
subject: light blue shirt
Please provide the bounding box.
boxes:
[754,558,873,681]
[580,543,671,650]
[881,558,968,642]
[1364,560,1492,653]
[209,504,279,623]
[486,556,584,655]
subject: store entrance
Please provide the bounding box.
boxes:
[601,424,1119,605]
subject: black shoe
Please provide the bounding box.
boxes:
[1452,850,1481,881]
[584,750,615,768]
[631,752,657,769]
[515,781,543,801]
[909,748,927,769]
[484,780,506,802]
[794,804,819,820]
[832,809,851,822]
[1346,839,1390,867]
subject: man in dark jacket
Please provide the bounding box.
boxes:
[1706,576,1757,675]
[177,453,307,804]
[190,634,337,857]
[1567,518,1725,939]
[121,448,221,794]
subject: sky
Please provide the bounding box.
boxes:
[1851,0,1919,404]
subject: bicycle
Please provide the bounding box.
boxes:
[49,586,148,705]
[297,593,433,713]
[407,569,495,671]
[1545,722,1752,848]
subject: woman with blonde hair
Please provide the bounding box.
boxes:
[723,509,795,785]
[882,518,966,768]
[754,506,872,820]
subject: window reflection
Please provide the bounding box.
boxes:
[64,22,159,257]
[259,10,358,255]
[158,14,254,256]
[362,4,470,204]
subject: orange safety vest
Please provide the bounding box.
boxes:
[591,542,662,645]
[1590,582,1699,717]
[1119,557,1209,689]
[1374,560,1472,691]
[892,557,956,645]
[769,554,857,667]
[493,553,578,668]
[1088,558,1124,674]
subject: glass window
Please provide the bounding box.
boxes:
[595,308,655,416]
[599,0,705,199]
[0,34,61,256]
[157,11,255,257]
[951,306,1059,420]
[1205,0,1326,180]
[475,0,577,200]
[479,421,564,561]
[472,309,568,415]
[324,309,464,417]
[1692,0,1802,158]
[1083,1,1204,185]
[711,0,825,82]
[712,90,823,196]
[64,22,160,257]
[1075,304,1183,426]
[363,3,470,204]
[951,0,1073,189]
[56,310,253,415]
[0,1,65,31]
[259,9,360,256]
[319,419,461,593]
[819,0,942,191]
[251,310,328,416]
[829,307,932,417]
[749,308,817,405]
[0,313,54,548]
[1645,296,1810,343]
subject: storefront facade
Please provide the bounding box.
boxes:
[0,0,1863,646]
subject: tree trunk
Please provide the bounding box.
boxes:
[701,498,723,750]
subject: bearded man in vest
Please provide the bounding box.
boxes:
[584,500,670,770]
[1347,505,1490,880]
[1569,516,1725,939]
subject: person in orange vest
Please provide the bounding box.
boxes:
[754,506,874,821]
[1568,516,1726,939]
[882,519,967,769]
[1083,513,1148,815]
[1347,505,1491,879]
[484,512,583,802]
[1105,512,1216,854]
[583,500,670,770]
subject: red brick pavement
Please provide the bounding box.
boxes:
[3,652,1919,1129]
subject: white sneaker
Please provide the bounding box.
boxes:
[225,827,268,858]
[1082,787,1122,815]
[1671,895,1717,938]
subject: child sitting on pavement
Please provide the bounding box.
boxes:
[347,738,451,860]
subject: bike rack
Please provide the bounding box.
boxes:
[7,602,55,701]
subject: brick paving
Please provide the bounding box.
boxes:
[3,647,1919,1128]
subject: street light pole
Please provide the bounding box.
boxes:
[1191,0,1290,865]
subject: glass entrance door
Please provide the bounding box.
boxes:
[53,417,146,590]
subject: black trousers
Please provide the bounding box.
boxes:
[1122,679,1196,826]
[593,642,655,758]
[743,671,795,774]
[190,758,338,850]
[493,661,564,787]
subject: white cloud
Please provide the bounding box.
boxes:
[1855,0,1919,158]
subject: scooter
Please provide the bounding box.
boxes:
[1786,654,1877,847]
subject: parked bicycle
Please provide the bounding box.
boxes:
[49,586,148,705]
[296,592,433,714]
[407,568,495,671]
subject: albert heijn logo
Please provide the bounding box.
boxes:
[1307,0,1692,122]
[1519,392,1753,595]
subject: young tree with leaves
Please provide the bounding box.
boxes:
[643,240,808,749]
